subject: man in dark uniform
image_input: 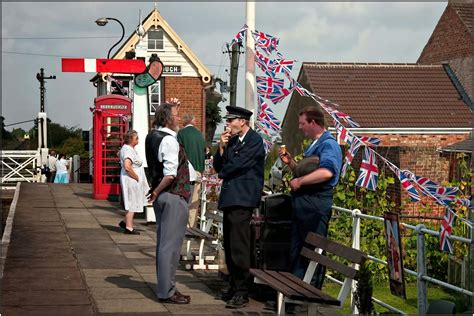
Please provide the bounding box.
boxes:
[279,105,342,289]
[213,106,265,309]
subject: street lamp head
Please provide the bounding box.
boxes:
[95,18,108,26]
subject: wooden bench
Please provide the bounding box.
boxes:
[250,232,367,315]
[181,227,218,270]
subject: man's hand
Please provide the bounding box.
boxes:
[166,97,181,107]
[147,190,158,203]
[219,127,232,153]
[278,147,293,165]
[289,177,302,192]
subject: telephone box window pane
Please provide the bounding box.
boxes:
[148,81,161,115]
[101,116,126,184]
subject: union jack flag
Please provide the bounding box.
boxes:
[335,121,350,144]
[252,30,279,54]
[382,159,421,202]
[229,24,248,47]
[357,135,381,147]
[439,209,454,254]
[266,88,291,104]
[289,77,314,97]
[256,95,281,133]
[255,121,271,136]
[273,52,295,76]
[262,138,274,155]
[255,50,275,77]
[356,147,379,191]
[256,76,284,95]
[330,110,360,128]
[341,138,362,178]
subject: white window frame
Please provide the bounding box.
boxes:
[147,28,164,51]
[148,81,161,115]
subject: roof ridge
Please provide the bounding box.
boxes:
[302,62,443,68]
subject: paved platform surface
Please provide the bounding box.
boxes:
[1,183,274,315]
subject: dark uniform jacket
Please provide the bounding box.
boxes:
[213,128,265,209]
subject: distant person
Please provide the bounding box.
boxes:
[205,146,212,160]
[177,114,206,228]
[118,130,149,235]
[213,106,265,309]
[146,99,191,305]
[54,153,69,184]
[47,150,57,182]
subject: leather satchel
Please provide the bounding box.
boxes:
[293,156,320,178]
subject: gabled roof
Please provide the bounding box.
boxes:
[450,2,473,33]
[110,9,211,83]
[299,62,472,128]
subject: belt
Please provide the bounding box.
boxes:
[190,181,196,185]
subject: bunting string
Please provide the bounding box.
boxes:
[226,25,471,253]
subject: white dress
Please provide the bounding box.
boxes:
[119,144,149,212]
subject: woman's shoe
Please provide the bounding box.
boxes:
[119,221,126,230]
[124,228,140,235]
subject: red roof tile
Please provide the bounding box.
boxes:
[301,62,472,128]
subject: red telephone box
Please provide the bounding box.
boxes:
[93,95,131,200]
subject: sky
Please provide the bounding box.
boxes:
[1,2,447,133]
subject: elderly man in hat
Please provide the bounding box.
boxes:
[213,106,265,309]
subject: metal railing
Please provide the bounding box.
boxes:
[330,205,472,315]
[1,150,40,184]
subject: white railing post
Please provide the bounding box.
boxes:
[350,208,361,314]
[416,224,428,315]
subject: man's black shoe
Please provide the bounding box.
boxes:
[159,291,190,304]
[215,287,235,302]
[225,295,249,309]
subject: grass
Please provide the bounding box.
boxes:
[322,282,471,314]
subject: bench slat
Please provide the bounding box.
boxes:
[250,269,308,301]
[301,247,358,279]
[304,233,366,264]
[205,212,223,222]
[251,269,339,305]
[186,227,214,240]
[279,272,339,305]
[265,270,336,304]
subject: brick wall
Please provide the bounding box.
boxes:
[148,76,206,133]
[417,4,473,98]
[418,5,472,63]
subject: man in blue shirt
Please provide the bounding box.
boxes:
[279,105,342,289]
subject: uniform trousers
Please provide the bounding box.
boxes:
[290,188,333,289]
[223,206,253,296]
[153,191,189,299]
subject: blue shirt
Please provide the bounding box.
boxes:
[304,131,342,187]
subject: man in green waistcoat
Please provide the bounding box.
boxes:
[177,114,206,227]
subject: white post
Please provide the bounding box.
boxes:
[132,27,149,167]
[245,0,256,128]
[37,112,48,166]
[350,209,361,314]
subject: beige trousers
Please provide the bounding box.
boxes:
[188,173,202,228]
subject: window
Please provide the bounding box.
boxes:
[148,28,164,50]
[148,81,161,115]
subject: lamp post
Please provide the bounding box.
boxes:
[95,17,125,59]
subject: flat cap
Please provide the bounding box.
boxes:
[224,106,253,120]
